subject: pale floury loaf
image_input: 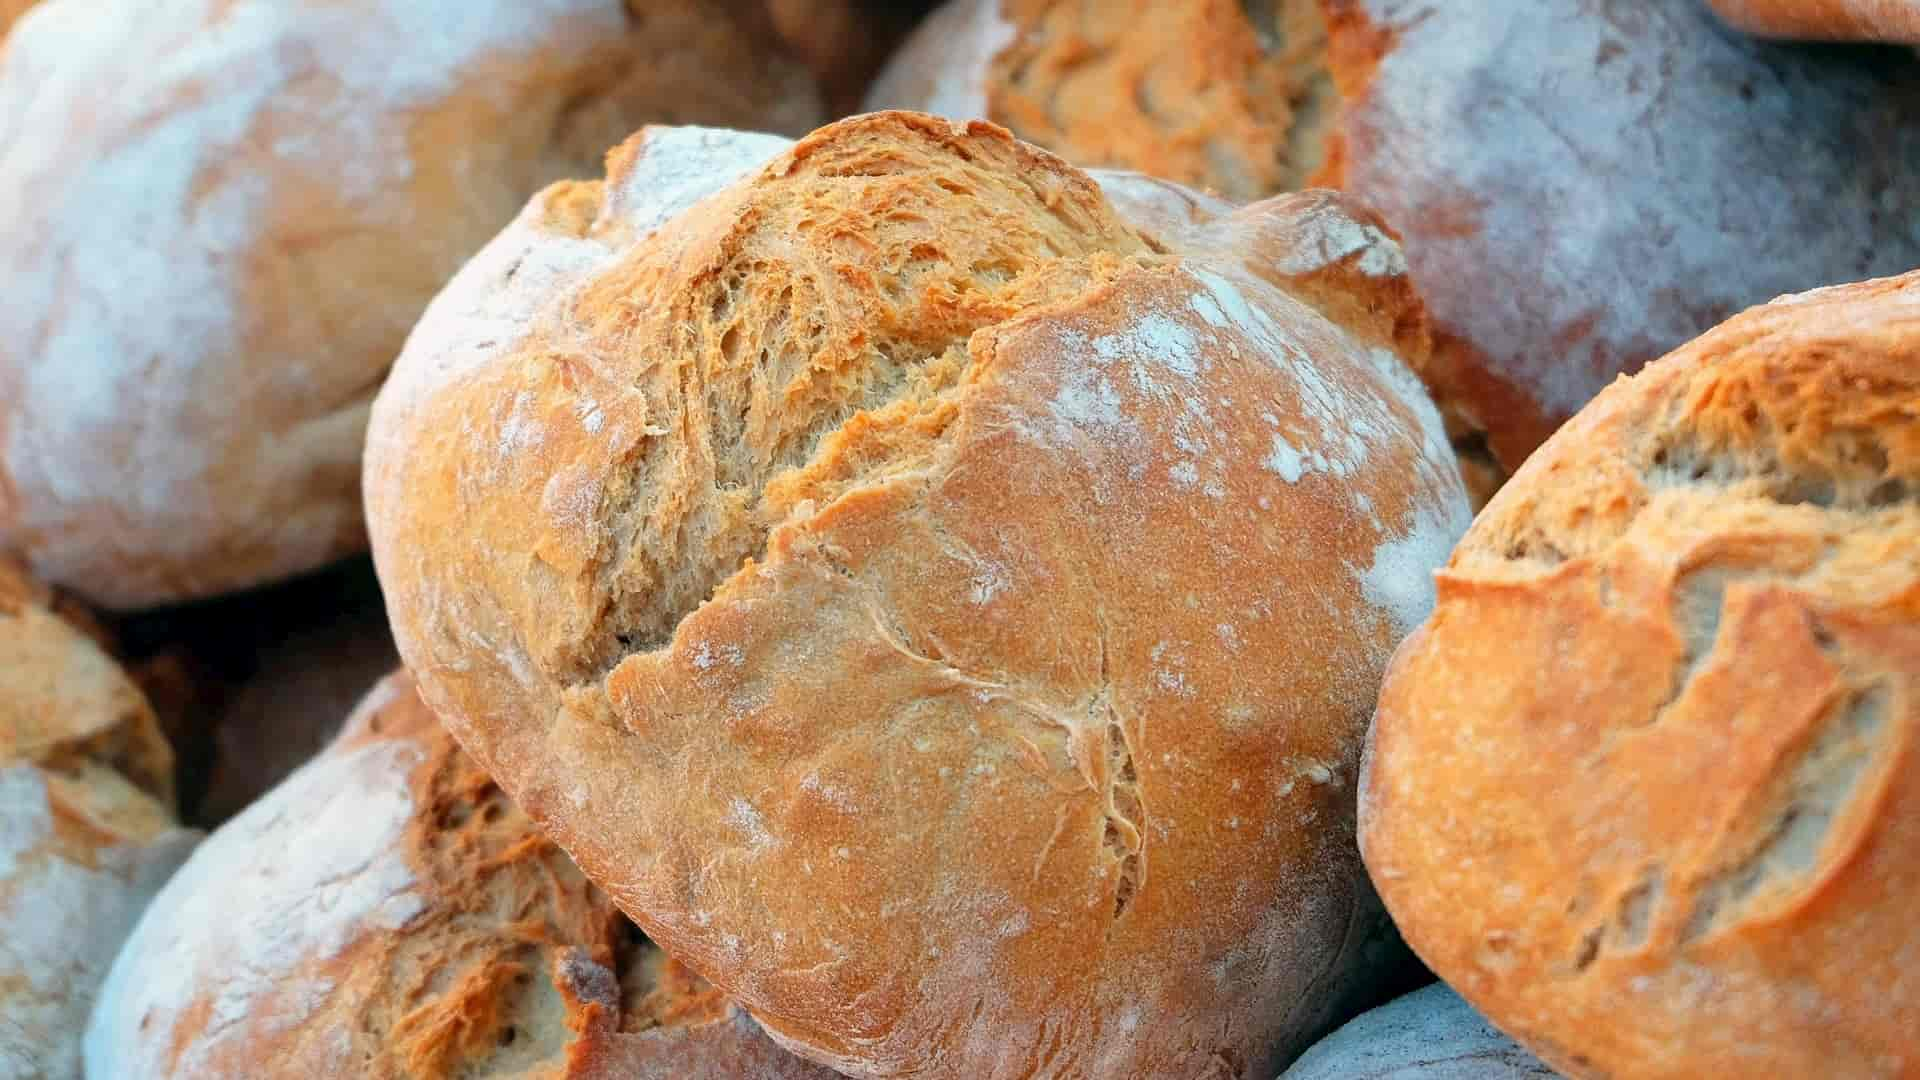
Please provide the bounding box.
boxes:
[85,670,834,1080]
[1363,271,1920,1077]
[0,560,197,1079]
[0,0,823,610]
[1281,983,1554,1079]
[366,112,1469,1077]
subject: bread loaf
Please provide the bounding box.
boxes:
[1361,271,1920,1077]
[0,0,823,610]
[85,670,833,1079]
[366,112,1467,1077]
[1706,0,1920,42]
[1280,983,1554,1079]
[866,0,1920,498]
[0,560,197,1079]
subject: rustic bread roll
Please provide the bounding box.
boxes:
[0,0,823,611]
[1361,271,1920,1077]
[0,559,198,1079]
[1707,0,1920,41]
[1280,983,1554,1079]
[366,111,1468,1077]
[867,0,1920,497]
[86,670,833,1079]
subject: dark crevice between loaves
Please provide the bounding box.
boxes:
[1680,681,1891,945]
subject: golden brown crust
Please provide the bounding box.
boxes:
[369,112,1467,1077]
[866,0,1333,201]
[1361,271,1920,1077]
[86,670,830,1079]
[0,0,823,610]
[0,0,33,37]
[1706,0,1920,41]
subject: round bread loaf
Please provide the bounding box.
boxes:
[366,111,1468,1077]
[1361,271,1920,1077]
[1707,0,1920,41]
[1279,982,1553,1079]
[866,0,1920,497]
[85,670,834,1080]
[0,559,198,1079]
[0,0,823,611]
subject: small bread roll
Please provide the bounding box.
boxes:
[0,560,198,1079]
[367,112,1468,1077]
[866,0,1920,497]
[1707,0,1920,42]
[0,0,823,610]
[1361,271,1920,1077]
[1280,983,1554,1079]
[86,671,833,1080]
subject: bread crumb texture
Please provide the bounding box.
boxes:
[84,670,831,1080]
[0,558,197,1078]
[0,0,821,609]
[1362,271,1920,1078]
[368,112,1467,1077]
[1280,982,1553,1079]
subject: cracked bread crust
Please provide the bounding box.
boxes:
[85,669,831,1080]
[367,112,1468,1077]
[1360,271,1920,1078]
[1706,0,1920,41]
[864,0,1334,202]
[0,0,823,610]
[0,558,198,1079]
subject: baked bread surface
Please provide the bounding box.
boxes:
[368,112,1468,1077]
[0,559,197,1079]
[85,669,832,1079]
[1362,271,1920,1077]
[0,0,821,609]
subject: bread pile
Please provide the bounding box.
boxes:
[0,1,1913,1077]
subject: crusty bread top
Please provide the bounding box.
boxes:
[370,112,1466,1077]
[1280,983,1553,1079]
[1706,0,1920,41]
[0,0,823,610]
[1361,271,1920,1077]
[866,0,1334,201]
[85,670,830,1079]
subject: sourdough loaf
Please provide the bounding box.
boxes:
[1280,983,1554,1079]
[366,112,1467,1077]
[866,0,1920,500]
[1361,271,1920,1077]
[85,670,833,1079]
[1707,0,1920,41]
[0,559,197,1079]
[0,0,823,610]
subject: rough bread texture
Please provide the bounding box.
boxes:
[1280,983,1554,1079]
[1707,0,1920,41]
[865,0,1334,201]
[85,670,833,1080]
[867,0,1920,501]
[367,112,1468,1078]
[0,0,823,611]
[1361,271,1920,1078]
[0,559,198,1080]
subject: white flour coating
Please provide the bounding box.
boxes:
[82,738,424,1079]
[0,766,197,1080]
[1091,168,1238,238]
[1280,982,1554,1078]
[603,126,792,242]
[1358,496,1470,637]
[0,0,632,603]
[1344,0,1920,424]
[861,0,1016,121]
[1269,200,1409,279]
